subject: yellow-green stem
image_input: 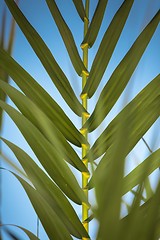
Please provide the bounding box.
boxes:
[81,1,90,239]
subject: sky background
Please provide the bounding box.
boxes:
[0,0,160,239]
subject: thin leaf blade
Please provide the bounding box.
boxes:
[72,0,86,21]
[46,0,88,76]
[0,80,88,172]
[0,101,87,205]
[81,0,108,48]
[4,0,84,116]
[85,10,160,132]
[2,139,89,239]
[0,47,86,147]
[82,0,134,99]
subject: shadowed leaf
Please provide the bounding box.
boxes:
[4,0,84,116]
[88,74,160,160]
[46,0,87,76]
[0,48,87,147]
[0,101,87,205]
[81,0,108,48]
[72,0,86,21]
[81,0,134,99]
[0,80,88,172]
[85,10,160,131]
[2,139,89,239]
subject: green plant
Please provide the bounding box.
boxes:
[0,0,160,239]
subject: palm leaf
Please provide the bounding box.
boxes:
[1,224,39,240]
[81,0,134,99]
[120,182,160,240]
[89,93,160,188]
[0,80,88,172]
[46,0,88,76]
[122,149,160,196]
[2,139,89,239]
[0,48,87,147]
[12,173,73,240]
[81,0,108,48]
[4,0,84,116]
[0,5,16,128]
[72,0,86,21]
[84,10,160,131]
[0,101,87,205]
[95,119,128,240]
[88,74,160,160]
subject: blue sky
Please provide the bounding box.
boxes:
[0,0,160,239]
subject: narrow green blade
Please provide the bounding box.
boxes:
[81,0,108,48]
[4,0,84,116]
[12,173,73,240]
[85,10,160,132]
[1,224,39,240]
[0,48,86,147]
[0,101,87,205]
[89,95,160,189]
[120,182,160,240]
[82,0,134,99]
[88,75,160,161]
[72,0,86,21]
[0,80,88,172]
[0,6,17,129]
[46,0,87,76]
[0,7,6,48]
[7,10,17,55]
[2,139,89,239]
[122,149,160,196]
[95,119,128,240]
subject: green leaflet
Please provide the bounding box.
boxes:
[81,0,134,99]
[0,6,16,129]
[95,119,128,240]
[122,149,160,196]
[46,0,87,76]
[4,0,84,116]
[81,0,108,48]
[12,173,73,240]
[88,74,160,161]
[120,183,160,240]
[88,94,160,189]
[0,7,6,48]
[1,224,39,240]
[2,139,89,239]
[0,101,87,205]
[0,48,87,147]
[84,10,160,132]
[0,80,88,173]
[72,0,86,21]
